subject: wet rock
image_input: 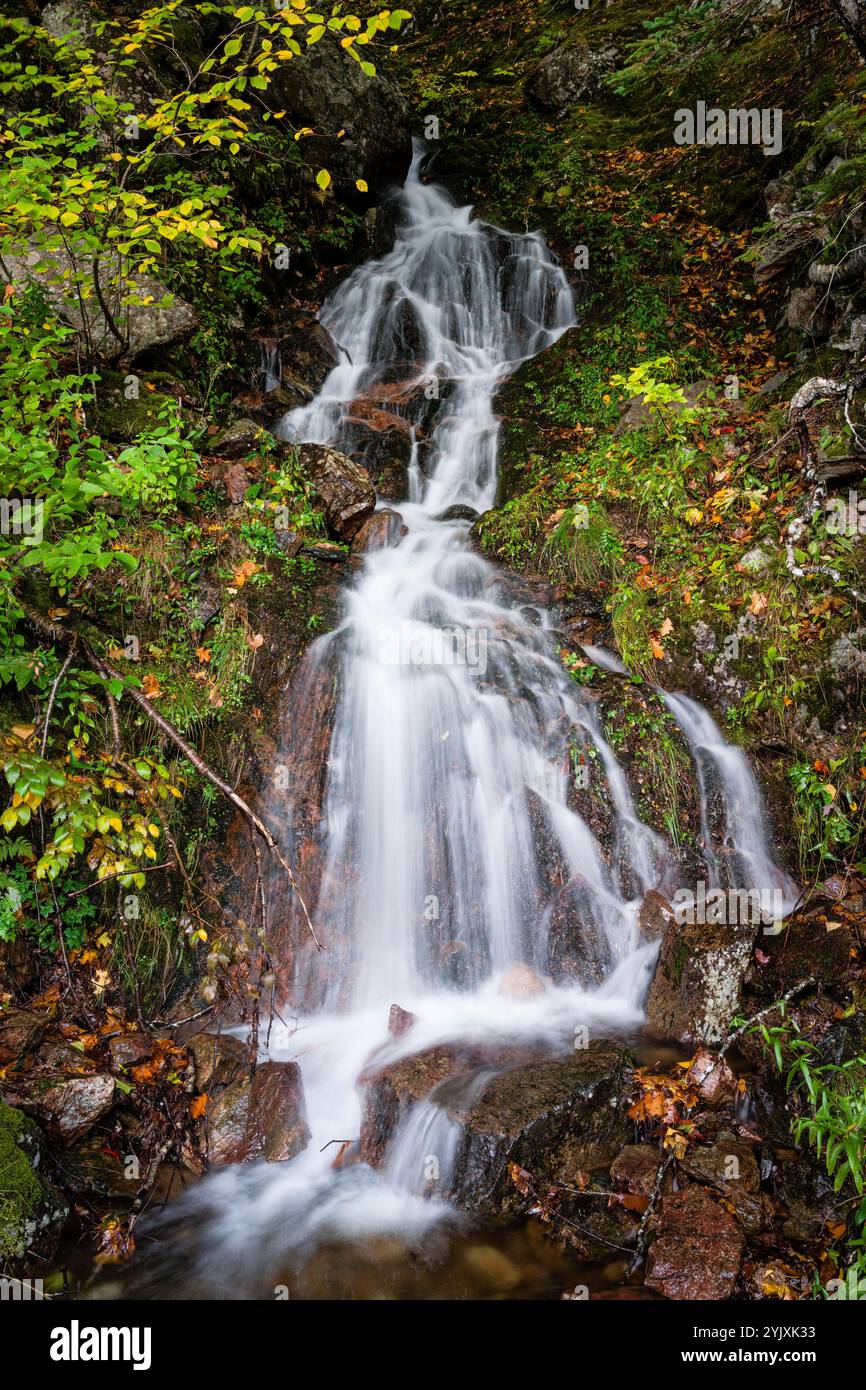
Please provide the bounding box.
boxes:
[108,1032,153,1072]
[680,1134,760,1194]
[646,912,755,1045]
[452,1043,634,1212]
[435,504,480,522]
[206,1061,309,1166]
[0,1010,48,1066]
[60,1135,145,1198]
[637,889,675,944]
[359,1045,466,1167]
[352,508,408,553]
[187,1032,248,1094]
[206,418,266,461]
[0,245,196,362]
[525,44,619,112]
[498,964,545,998]
[0,1099,68,1275]
[36,1074,116,1142]
[685,1048,737,1105]
[267,40,412,194]
[749,918,853,994]
[645,1186,745,1300]
[277,317,339,392]
[610,1143,666,1198]
[545,876,611,987]
[525,788,570,896]
[388,1005,416,1039]
[299,443,376,541]
[771,1149,838,1242]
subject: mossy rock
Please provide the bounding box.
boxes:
[0,1099,67,1273]
[91,369,193,443]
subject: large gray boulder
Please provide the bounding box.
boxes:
[525,44,618,112]
[0,244,197,362]
[268,41,412,194]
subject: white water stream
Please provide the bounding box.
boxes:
[128,146,795,1291]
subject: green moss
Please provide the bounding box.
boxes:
[0,1100,48,1261]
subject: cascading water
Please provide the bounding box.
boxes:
[662,691,798,912]
[118,144,795,1295]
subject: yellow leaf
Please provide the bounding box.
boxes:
[355,178,368,193]
[316,168,331,191]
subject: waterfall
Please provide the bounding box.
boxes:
[661,691,798,911]
[122,143,796,1287]
[257,337,282,393]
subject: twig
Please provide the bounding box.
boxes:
[61,860,174,898]
[627,1149,674,1275]
[40,639,78,757]
[719,976,815,1058]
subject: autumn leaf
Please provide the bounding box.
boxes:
[659,617,674,638]
[246,633,264,651]
[190,1093,209,1120]
[748,590,768,618]
[650,636,666,660]
[195,646,211,664]
[141,673,162,699]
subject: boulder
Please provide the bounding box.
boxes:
[610,1143,667,1198]
[685,1047,737,1105]
[498,964,545,998]
[267,41,412,194]
[352,507,408,553]
[205,1061,309,1166]
[0,1010,48,1066]
[359,1044,466,1167]
[451,1043,634,1212]
[680,1134,760,1194]
[0,244,197,362]
[753,215,823,284]
[206,418,268,461]
[786,285,832,339]
[187,1031,248,1093]
[35,1074,116,1142]
[525,45,619,112]
[300,443,376,541]
[646,912,755,1045]
[645,1186,745,1300]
